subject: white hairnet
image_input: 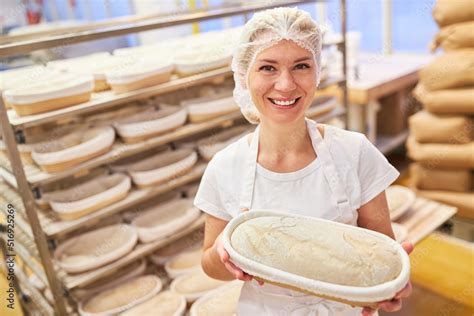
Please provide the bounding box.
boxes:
[231,7,323,124]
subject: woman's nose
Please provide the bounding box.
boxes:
[274,69,297,92]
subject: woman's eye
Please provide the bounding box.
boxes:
[259,65,276,72]
[294,63,310,70]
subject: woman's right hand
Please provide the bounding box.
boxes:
[213,231,264,285]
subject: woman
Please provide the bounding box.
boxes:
[194,7,412,316]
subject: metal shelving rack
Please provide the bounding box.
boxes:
[0,1,348,314]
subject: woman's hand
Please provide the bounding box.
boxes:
[213,231,264,285]
[361,242,414,316]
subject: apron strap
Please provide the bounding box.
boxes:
[306,119,353,221]
[239,124,260,211]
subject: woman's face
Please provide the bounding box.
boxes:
[247,40,318,125]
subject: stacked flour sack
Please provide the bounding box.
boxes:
[408,0,474,219]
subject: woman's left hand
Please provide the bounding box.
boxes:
[361,242,414,316]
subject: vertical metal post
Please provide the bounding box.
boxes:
[382,0,393,54]
[0,98,68,315]
[340,0,349,128]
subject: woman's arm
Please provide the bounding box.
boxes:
[357,191,395,239]
[201,213,253,282]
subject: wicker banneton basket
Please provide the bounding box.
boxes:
[174,50,231,77]
[131,198,201,243]
[31,126,115,173]
[182,96,239,123]
[223,210,410,309]
[197,125,251,162]
[48,173,131,220]
[190,281,244,316]
[55,224,138,273]
[385,185,416,221]
[79,275,162,315]
[164,247,203,279]
[4,73,94,116]
[113,106,187,143]
[73,259,147,301]
[170,269,227,303]
[150,232,203,266]
[106,60,174,94]
[305,96,338,119]
[127,148,198,188]
[119,290,186,316]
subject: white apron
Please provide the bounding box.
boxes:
[236,118,376,316]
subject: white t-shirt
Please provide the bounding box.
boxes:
[194,124,399,224]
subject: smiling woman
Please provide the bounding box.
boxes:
[195,7,410,316]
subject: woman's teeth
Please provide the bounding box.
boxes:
[270,98,298,106]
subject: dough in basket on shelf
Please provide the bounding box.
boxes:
[31,126,116,173]
[197,125,251,161]
[73,259,147,301]
[174,46,232,77]
[385,185,416,221]
[0,65,56,109]
[47,52,125,92]
[150,231,203,266]
[305,95,338,119]
[54,224,138,273]
[105,58,174,94]
[119,290,186,316]
[131,198,201,243]
[113,105,187,143]
[170,268,227,303]
[4,73,94,116]
[190,281,243,316]
[391,223,408,243]
[113,147,198,188]
[223,210,410,308]
[45,173,131,221]
[182,95,239,123]
[78,275,162,316]
[164,247,203,278]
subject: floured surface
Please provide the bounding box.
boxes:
[120,291,185,316]
[231,216,402,287]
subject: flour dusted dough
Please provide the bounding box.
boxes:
[31,126,115,173]
[119,291,186,316]
[165,248,203,278]
[79,275,162,315]
[126,148,198,188]
[182,96,239,123]
[113,106,187,143]
[223,211,410,304]
[190,281,243,316]
[170,269,227,302]
[4,73,94,116]
[55,224,138,273]
[48,173,131,220]
[131,198,201,243]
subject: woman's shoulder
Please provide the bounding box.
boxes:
[321,124,369,161]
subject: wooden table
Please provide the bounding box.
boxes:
[319,54,432,153]
[396,196,457,245]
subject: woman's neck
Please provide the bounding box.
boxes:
[258,118,313,163]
